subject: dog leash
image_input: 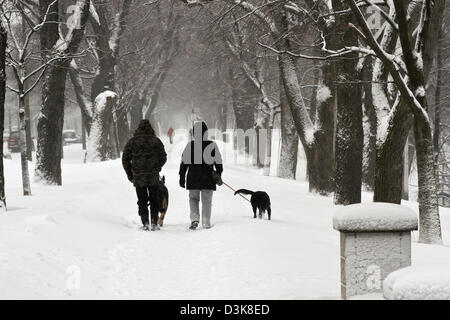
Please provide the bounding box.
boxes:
[222,181,251,203]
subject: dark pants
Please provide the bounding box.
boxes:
[135,185,159,225]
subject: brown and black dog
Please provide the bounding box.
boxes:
[156,176,169,227]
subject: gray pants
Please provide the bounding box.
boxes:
[189,190,213,228]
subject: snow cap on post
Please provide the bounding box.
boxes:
[333,203,418,232]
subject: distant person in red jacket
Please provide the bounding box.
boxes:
[167,127,175,144]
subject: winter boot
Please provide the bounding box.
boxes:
[189,221,199,230]
[151,223,160,231]
[141,214,149,225]
[141,214,150,231]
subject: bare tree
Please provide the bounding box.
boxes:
[206,0,336,194]
[345,0,444,244]
[70,0,169,158]
[2,1,70,195]
[35,0,91,185]
[88,0,132,150]
[222,19,280,174]
[124,4,181,132]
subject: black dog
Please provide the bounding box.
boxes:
[156,176,169,227]
[234,189,271,220]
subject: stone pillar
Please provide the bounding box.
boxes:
[333,203,418,300]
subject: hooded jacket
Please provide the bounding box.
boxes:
[179,121,223,190]
[122,120,167,187]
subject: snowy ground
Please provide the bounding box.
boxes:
[0,134,449,299]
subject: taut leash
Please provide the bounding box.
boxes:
[222,181,251,203]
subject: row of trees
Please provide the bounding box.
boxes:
[180,0,447,244]
[0,0,185,188]
[0,0,448,244]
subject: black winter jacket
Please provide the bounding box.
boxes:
[179,122,223,190]
[122,133,167,187]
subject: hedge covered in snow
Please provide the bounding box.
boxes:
[384,265,450,300]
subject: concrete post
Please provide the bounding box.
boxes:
[333,203,418,299]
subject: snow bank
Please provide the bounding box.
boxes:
[333,203,418,232]
[384,265,450,300]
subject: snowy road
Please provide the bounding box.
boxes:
[0,135,449,299]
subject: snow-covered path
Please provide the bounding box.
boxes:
[0,135,449,299]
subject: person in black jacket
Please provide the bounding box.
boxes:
[179,121,223,230]
[122,120,167,231]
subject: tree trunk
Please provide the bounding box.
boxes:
[90,52,115,103]
[35,62,67,185]
[216,100,227,132]
[410,0,444,244]
[408,133,415,175]
[144,70,168,123]
[108,119,120,160]
[303,145,334,194]
[129,97,144,133]
[116,112,129,151]
[374,99,413,203]
[111,108,121,158]
[277,14,335,194]
[0,22,7,209]
[361,57,376,190]
[228,67,255,134]
[68,61,92,133]
[24,66,33,161]
[35,0,90,185]
[414,114,442,244]
[333,0,363,205]
[19,94,31,195]
[254,109,268,169]
[309,63,336,194]
[373,0,444,207]
[363,3,405,203]
[433,25,443,185]
[85,91,117,162]
[21,16,33,162]
[263,113,274,176]
[402,138,409,200]
[81,113,87,150]
[278,72,298,179]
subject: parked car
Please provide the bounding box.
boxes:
[63,130,81,145]
[7,131,20,153]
